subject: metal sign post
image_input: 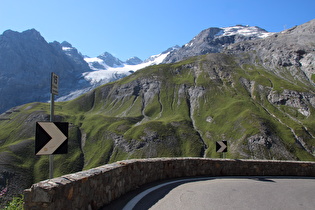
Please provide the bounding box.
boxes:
[35,73,68,180]
[50,72,58,179]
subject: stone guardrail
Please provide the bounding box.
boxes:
[24,158,315,210]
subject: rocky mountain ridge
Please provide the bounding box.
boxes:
[162,25,273,64]
[0,24,278,113]
[0,29,170,113]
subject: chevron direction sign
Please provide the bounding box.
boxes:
[216,141,228,153]
[35,122,68,155]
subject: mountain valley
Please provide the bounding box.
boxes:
[0,19,314,205]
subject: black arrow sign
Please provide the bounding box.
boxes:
[35,122,68,155]
[216,141,227,153]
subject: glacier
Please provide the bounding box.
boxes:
[56,50,172,101]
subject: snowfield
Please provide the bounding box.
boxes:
[222,25,273,38]
[83,51,170,84]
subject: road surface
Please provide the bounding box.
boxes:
[102,176,315,210]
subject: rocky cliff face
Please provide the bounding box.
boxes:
[0,29,91,113]
[224,19,315,86]
[221,21,315,159]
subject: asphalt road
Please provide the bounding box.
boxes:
[102,176,315,210]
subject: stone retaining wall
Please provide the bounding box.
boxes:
[24,158,315,210]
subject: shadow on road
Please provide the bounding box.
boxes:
[133,178,214,210]
[249,177,276,182]
[101,177,213,210]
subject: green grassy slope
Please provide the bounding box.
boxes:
[0,53,314,201]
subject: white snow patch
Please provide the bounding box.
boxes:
[84,57,103,63]
[62,47,73,51]
[184,42,194,47]
[84,57,110,71]
[221,26,274,39]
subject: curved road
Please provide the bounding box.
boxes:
[103,176,315,210]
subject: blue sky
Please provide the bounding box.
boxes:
[0,0,314,61]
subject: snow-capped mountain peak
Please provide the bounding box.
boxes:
[82,46,178,86]
[126,56,143,65]
[163,25,274,64]
[220,25,273,39]
[97,52,124,67]
[60,41,78,54]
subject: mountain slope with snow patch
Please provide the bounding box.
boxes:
[163,25,273,64]
[57,48,177,101]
